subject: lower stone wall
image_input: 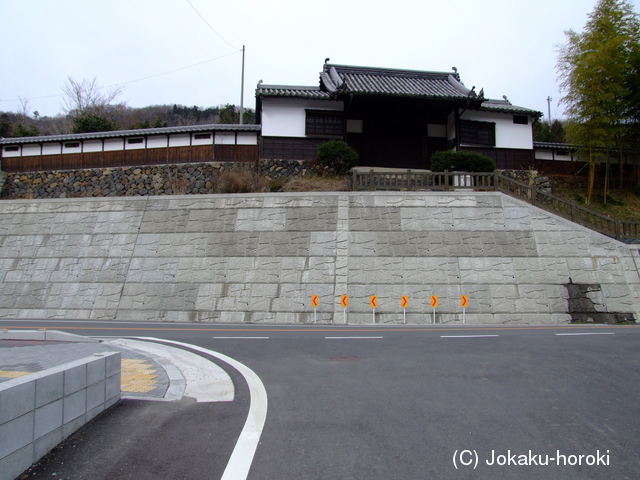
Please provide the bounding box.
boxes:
[0,159,312,200]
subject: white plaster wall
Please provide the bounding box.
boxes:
[22,145,41,157]
[169,134,190,147]
[83,140,103,153]
[1,147,20,158]
[192,133,214,145]
[215,133,235,145]
[261,97,344,137]
[125,138,146,150]
[42,143,61,155]
[460,110,533,149]
[104,139,124,151]
[147,135,168,149]
[237,132,258,145]
[62,143,82,154]
[535,149,573,161]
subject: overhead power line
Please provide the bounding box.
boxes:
[186,0,241,51]
[0,52,241,105]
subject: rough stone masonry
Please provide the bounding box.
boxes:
[0,191,638,324]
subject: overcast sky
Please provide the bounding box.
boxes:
[2,0,639,122]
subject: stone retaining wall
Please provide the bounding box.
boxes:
[0,159,311,200]
[0,191,638,325]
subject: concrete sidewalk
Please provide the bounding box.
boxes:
[0,330,170,399]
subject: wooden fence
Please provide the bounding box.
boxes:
[352,169,640,242]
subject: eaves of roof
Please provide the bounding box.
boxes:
[0,123,261,145]
[256,84,333,100]
[478,99,542,117]
[533,141,578,149]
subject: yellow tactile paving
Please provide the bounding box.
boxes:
[0,370,31,378]
[120,358,159,393]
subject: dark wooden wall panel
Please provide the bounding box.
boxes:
[103,151,125,168]
[145,148,169,165]
[167,146,191,163]
[191,145,214,161]
[82,152,104,169]
[216,145,259,162]
[261,137,324,161]
[462,147,535,170]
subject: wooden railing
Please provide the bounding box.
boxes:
[351,169,640,242]
[351,169,496,191]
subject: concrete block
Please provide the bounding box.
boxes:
[0,329,45,341]
[0,381,35,425]
[0,412,34,458]
[62,412,86,438]
[86,404,105,422]
[0,444,33,480]
[105,374,121,402]
[105,352,121,378]
[63,389,86,424]
[86,356,106,385]
[63,364,87,395]
[34,399,63,440]
[86,381,106,411]
[307,232,336,257]
[33,427,63,460]
[34,371,64,409]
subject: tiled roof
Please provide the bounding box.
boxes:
[0,123,260,145]
[478,99,542,117]
[256,84,332,99]
[320,64,476,100]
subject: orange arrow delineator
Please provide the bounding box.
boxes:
[341,295,349,308]
[311,295,319,308]
[401,296,409,309]
[370,295,378,309]
[461,295,469,309]
[430,295,439,308]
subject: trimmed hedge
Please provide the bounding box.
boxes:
[316,140,359,175]
[430,151,496,172]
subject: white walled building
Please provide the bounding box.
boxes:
[256,63,542,170]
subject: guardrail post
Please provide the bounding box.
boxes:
[571,201,577,222]
[407,169,412,191]
[615,220,621,240]
[444,170,450,191]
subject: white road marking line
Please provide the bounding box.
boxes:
[440,335,499,338]
[213,337,270,339]
[555,332,615,336]
[133,337,267,480]
[325,336,383,339]
[109,338,233,402]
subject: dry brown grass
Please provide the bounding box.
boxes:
[283,175,349,192]
[217,169,267,193]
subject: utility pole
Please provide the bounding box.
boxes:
[547,96,552,128]
[239,45,245,125]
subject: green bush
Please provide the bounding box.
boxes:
[316,141,358,175]
[430,151,496,172]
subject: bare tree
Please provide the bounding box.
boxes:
[61,77,124,116]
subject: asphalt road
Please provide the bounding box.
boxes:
[3,320,640,480]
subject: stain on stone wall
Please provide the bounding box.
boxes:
[565,280,636,324]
